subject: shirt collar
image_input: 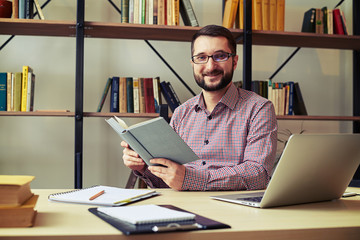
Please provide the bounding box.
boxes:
[193,82,240,112]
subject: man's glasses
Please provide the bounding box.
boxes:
[191,52,235,64]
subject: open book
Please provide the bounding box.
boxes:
[106,117,199,166]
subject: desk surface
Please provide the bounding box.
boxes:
[0,188,360,240]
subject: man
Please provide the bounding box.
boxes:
[121,25,277,191]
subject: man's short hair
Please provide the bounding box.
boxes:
[191,25,237,55]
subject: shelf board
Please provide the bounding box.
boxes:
[0,111,75,117]
[0,19,76,37]
[1,112,359,121]
[1,19,360,50]
[250,30,360,50]
[277,115,360,121]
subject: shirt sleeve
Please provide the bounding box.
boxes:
[181,101,278,191]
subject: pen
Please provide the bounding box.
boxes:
[89,190,105,201]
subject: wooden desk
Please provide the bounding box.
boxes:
[0,188,360,240]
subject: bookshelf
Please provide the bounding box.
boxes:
[0,0,359,187]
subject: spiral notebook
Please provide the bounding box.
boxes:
[48,185,158,207]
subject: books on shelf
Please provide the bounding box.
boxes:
[301,6,347,35]
[100,76,170,114]
[0,175,37,227]
[48,185,158,207]
[0,67,36,112]
[235,80,306,116]
[160,81,180,113]
[106,116,199,166]
[226,0,285,31]
[120,0,197,26]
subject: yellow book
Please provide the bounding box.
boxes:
[222,0,239,29]
[21,66,33,112]
[13,72,22,111]
[119,77,127,113]
[262,0,270,30]
[253,0,262,30]
[238,0,243,29]
[0,175,35,207]
[276,0,285,31]
[269,0,277,31]
[0,195,38,227]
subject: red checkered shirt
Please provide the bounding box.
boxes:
[136,83,277,190]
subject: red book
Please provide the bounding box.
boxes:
[333,9,344,35]
[143,78,155,113]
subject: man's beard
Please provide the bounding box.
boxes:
[194,68,233,92]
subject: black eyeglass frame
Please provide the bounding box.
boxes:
[191,52,236,64]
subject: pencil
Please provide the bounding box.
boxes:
[89,190,105,201]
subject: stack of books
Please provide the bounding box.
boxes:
[0,175,38,227]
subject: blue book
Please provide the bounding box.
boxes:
[160,81,179,112]
[110,77,119,112]
[0,73,7,111]
[287,81,294,115]
[97,77,112,112]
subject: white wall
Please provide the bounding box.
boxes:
[0,0,354,188]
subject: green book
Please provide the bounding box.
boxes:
[105,116,199,166]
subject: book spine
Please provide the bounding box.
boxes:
[276,0,285,31]
[7,72,12,111]
[261,0,270,31]
[153,77,161,113]
[253,0,262,30]
[160,81,177,112]
[179,0,198,27]
[144,78,155,113]
[13,72,22,111]
[301,8,316,33]
[222,0,239,29]
[293,82,307,115]
[25,71,33,111]
[21,66,32,112]
[126,77,134,113]
[119,77,127,113]
[287,81,294,115]
[97,77,112,112]
[138,78,146,113]
[333,8,344,35]
[133,78,140,113]
[121,0,130,23]
[167,82,181,106]
[110,77,119,112]
[0,73,7,111]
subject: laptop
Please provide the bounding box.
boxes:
[210,134,360,208]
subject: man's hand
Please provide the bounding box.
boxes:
[148,158,185,191]
[121,141,146,173]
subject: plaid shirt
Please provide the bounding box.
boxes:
[137,83,277,190]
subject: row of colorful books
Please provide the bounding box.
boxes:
[301,7,348,35]
[223,0,285,31]
[0,66,35,112]
[234,80,307,116]
[97,76,181,114]
[0,175,38,227]
[11,0,45,20]
[120,0,199,27]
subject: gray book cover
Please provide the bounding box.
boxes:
[106,117,198,166]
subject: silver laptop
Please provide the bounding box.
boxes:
[211,134,360,208]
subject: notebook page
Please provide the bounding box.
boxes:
[48,185,156,206]
[97,204,196,224]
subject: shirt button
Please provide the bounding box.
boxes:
[204,140,209,145]
[202,161,206,165]
[207,115,212,120]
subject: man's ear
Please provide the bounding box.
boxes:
[233,55,239,70]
